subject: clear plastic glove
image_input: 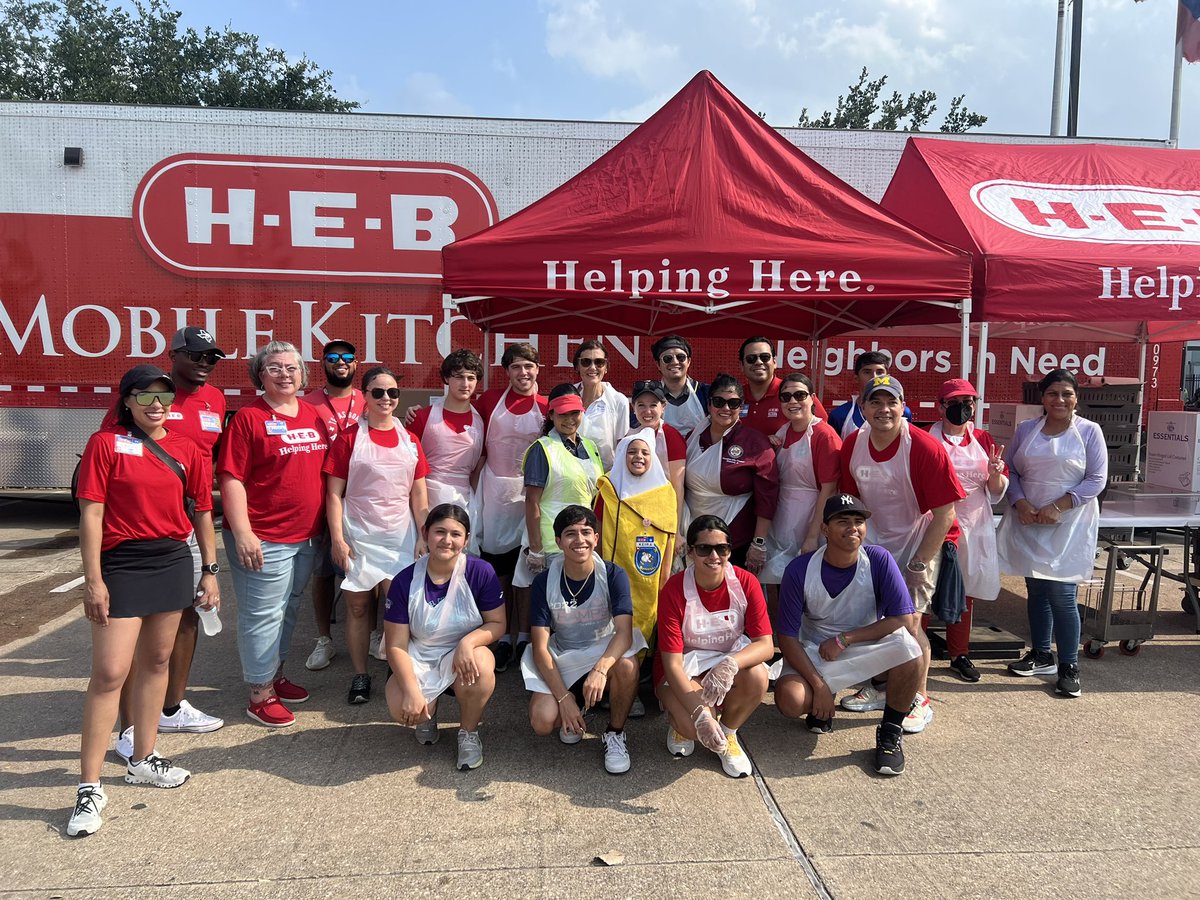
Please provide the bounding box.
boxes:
[700,655,739,707]
[526,549,546,575]
[692,705,727,753]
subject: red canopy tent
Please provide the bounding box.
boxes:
[443,71,972,345]
[882,138,1200,403]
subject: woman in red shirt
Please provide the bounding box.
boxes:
[218,341,330,729]
[68,365,219,836]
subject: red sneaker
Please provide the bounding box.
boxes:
[273,676,309,704]
[246,697,295,728]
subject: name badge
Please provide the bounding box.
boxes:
[199,411,222,433]
[114,435,144,457]
[265,419,288,435]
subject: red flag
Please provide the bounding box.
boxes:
[1181,0,1200,62]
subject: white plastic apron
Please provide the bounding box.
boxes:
[422,403,484,554]
[684,422,750,534]
[663,380,707,436]
[762,421,824,584]
[930,422,1001,600]
[778,548,922,693]
[996,419,1099,583]
[679,565,754,676]
[520,555,647,693]
[577,383,629,472]
[405,554,484,703]
[340,418,418,593]
[479,388,544,554]
[848,421,930,567]
[839,399,866,439]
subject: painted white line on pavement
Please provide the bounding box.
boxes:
[51,575,85,593]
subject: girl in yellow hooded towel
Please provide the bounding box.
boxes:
[595,428,679,645]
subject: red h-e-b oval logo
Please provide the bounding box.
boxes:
[133,153,499,283]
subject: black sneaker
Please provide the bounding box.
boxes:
[950,655,981,683]
[513,639,529,667]
[1006,650,1056,677]
[805,714,832,734]
[1055,663,1081,698]
[874,723,905,776]
[348,673,371,704]
[491,641,514,673]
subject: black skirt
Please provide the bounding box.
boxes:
[100,539,194,618]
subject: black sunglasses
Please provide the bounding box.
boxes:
[182,350,221,365]
[578,356,607,368]
[658,352,688,364]
[325,352,356,364]
[743,352,772,364]
[369,387,400,400]
[709,396,742,410]
[779,390,810,403]
[691,542,733,557]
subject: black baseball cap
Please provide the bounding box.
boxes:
[171,326,226,357]
[823,493,872,522]
[119,364,175,396]
[322,339,356,356]
[631,379,666,402]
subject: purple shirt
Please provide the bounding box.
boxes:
[777,544,914,639]
[384,555,505,625]
[1005,415,1108,507]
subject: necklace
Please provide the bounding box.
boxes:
[563,569,595,603]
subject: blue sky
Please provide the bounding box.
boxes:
[169,0,1198,147]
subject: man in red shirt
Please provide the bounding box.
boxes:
[738,336,827,434]
[839,375,965,733]
[302,340,368,672]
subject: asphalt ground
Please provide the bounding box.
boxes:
[1,494,1198,899]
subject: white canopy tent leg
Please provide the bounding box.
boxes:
[959,297,972,379]
[975,320,990,429]
[1136,332,1147,481]
[815,339,826,403]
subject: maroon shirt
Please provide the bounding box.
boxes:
[695,423,779,548]
[741,376,829,434]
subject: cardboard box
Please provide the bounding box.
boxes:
[1145,411,1200,491]
[986,404,1043,441]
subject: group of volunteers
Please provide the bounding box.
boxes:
[66,327,1107,837]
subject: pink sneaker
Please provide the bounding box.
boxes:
[246,697,295,728]
[273,676,309,704]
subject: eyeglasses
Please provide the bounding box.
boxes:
[691,542,733,558]
[709,396,742,410]
[658,352,688,364]
[324,352,355,364]
[369,387,400,400]
[779,390,810,403]
[132,391,175,407]
[182,351,221,365]
[578,356,607,368]
[263,365,301,377]
[743,352,773,364]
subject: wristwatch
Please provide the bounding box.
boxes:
[906,559,927,573]
[201,562,220,575]
[751,537,767,548]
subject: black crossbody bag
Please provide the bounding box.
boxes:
[130,425,197,518]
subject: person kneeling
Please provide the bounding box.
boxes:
[522,505,645,775]
[775,495,924,777]
[654,515,774,779]
[384,505,506,771]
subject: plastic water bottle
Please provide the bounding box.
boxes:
[195,592,222,637]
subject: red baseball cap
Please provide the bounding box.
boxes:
[938,378,978,402]
[548,393,585,414]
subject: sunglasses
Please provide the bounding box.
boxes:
[132,390,175,406]
[743,352,773,364]
[324,352,356,364]
[779,390,810,403]
[369,387,401,400]
[692,542,733,558]
[658,352,688,364]
[709,396,742,410]
[182,350,221,365]
[578,356,607,368]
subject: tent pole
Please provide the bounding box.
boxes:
[975,321,990,429]
[1136,333,1148,481]
[959,296,972,379]
[815,339,827,403]
[482,326,492,390]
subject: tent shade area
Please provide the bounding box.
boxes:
[443,71,972,341]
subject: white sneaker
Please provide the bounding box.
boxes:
[125,752,190,788]
[601,730,631,774]
[159,699,224,733]
[559,725,582,745]
[665,724,694,758]
[717,731,752,779]
[371,630,387,661]
[902,693,934,734]
[457,730,483,770]
[305,636,336,670]
[841,682,887,712]
[629,697,646,718]
[66,785,107,837]
[415,706,440,745]
[114,725,134,762]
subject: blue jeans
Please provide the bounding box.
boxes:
[224,533,320,684]
[1024,577,1080,666]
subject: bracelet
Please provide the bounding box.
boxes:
[555,691,570,704]
[834,633,847,650]
[592,668,608,678]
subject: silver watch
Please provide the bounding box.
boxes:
[906,559,927,573]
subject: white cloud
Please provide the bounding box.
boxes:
[398,72,472,116]
[541,0,679,83]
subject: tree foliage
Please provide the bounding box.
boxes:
[0,0,358,111]
[797,67,986,133]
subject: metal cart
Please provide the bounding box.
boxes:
[1080,543,1165,658]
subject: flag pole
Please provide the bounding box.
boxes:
[1171,4,1185,146]
[1050,0,1068,135]
[1067,0,1084,136]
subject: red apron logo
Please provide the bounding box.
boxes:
[133,154,498,283]
[970,180,1200,245]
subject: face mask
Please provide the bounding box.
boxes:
[945,400,974,426]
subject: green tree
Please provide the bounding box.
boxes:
[0,0,358,111]
[797,67,986,133]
